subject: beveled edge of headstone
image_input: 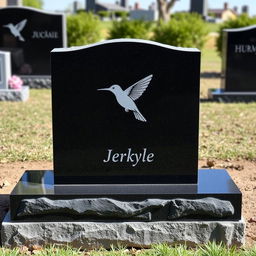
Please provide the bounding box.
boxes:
[224,24,256,33]
[51,39,200,53]
[0,6,67,47]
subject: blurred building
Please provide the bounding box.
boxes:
[8,0,22,5]
[208,2,237,22]
[0,0,22,7]
[85,0,128,12]
[0,0,6,7]
[130,2,158,21]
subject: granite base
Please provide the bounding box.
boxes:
[21,76,51,89]
[9,170,242,221]
[1,212,245,249]
[209,89,256,102]
[0,86,29,101]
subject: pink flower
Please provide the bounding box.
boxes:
[8,75,23,90]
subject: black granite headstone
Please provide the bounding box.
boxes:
[51,39,200,185]
[0,7,66,76]
[222,25,256,92]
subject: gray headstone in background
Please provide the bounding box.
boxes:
[85,0,96,12]
[190,0,208,17]
[120,0,128,8]
[242,5,249,14]
[0,51,11,90]
[7,0,22,6]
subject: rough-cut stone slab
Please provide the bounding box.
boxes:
[16,197,234,221]
[21,77,51,89]
[1,212,245,249]
[0,86,29,101]
[169,198,234,219]
[0,195,9,246]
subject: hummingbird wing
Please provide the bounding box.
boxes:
[125,74,153,101]
[15,19,27,32]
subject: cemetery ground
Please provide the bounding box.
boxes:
[0,34,255,254]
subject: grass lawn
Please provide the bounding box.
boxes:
[205,22,220,33]
[0,243,256,256]
[0,90,255,163]
[201,34,221,73]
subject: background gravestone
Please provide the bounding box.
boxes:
[0,50,29,101]
[0,7,66,79]
[0,51,11,90]
[190,0,208,17]
[51,39,200,185]
[222,25,256,92]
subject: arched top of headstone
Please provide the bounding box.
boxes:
[52,39,200,53]
[224,25,256,33]
[0,6,65,17]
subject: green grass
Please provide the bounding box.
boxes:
[200,103,256,160]
[201,46,221,72]
[0,243,255,256]
[205,22,220,33]
[0,90,256,163]
[99,20,113,39]
[0,90,52,163]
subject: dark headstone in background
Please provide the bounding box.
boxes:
[222,25,256,92]
[0,7,66,76]
[242,5,249,14]
[120,0,128,8]
[190,0,208,17]
[85,0,96,12]
[51,39,200,185]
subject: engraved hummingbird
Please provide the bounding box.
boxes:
[3,19,27,42]
[98,74,153,122]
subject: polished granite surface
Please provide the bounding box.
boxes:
[51,41,200,185]
[11,169,241,195]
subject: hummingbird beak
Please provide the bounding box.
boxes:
[97,88,110,91]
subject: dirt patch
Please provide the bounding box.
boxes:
[199,160,256,247]
[0,160,255,247]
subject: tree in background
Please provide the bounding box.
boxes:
[108,19,152,40]
[157,0,177,22]
[67,12,102,46]
[153,13,208,49]
[22,0,43,9]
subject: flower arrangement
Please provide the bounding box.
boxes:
[8,75,23,90]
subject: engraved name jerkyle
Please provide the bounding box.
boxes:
[103,148,154,167]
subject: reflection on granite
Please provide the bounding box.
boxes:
[11,169,241,196]
[11,171,54,195]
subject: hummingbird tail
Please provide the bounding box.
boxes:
[133,110,147,122]
[19,35,25,42]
